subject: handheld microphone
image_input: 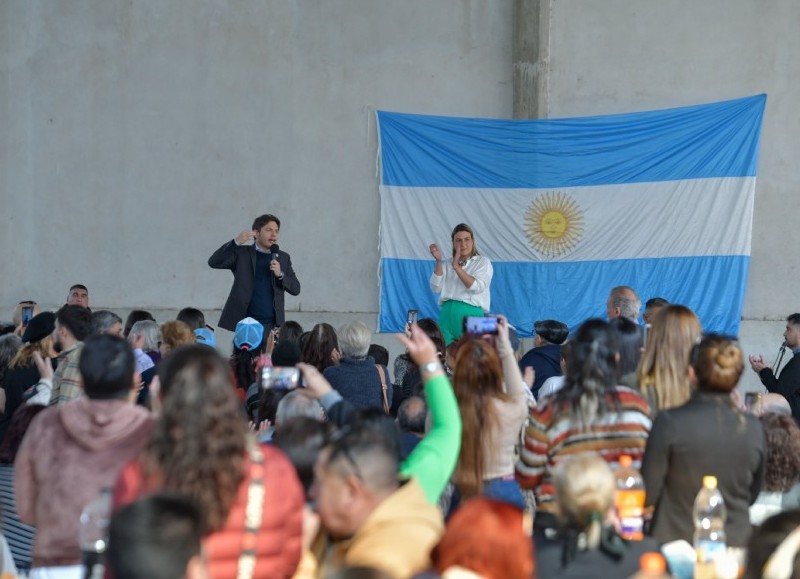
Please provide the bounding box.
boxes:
[270,244,280,261]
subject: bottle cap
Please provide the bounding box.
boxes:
[619,455,632,468]
[703,475,718,489]
[640,552,666,573]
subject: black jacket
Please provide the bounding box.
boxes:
[208,240,300,331]
[641,391,765,547]
[759,353,800,421]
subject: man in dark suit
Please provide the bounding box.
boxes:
[749,312,800,422]
[208,214,301,332]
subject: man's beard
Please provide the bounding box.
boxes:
[52,337,63,354]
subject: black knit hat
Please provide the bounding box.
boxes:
[534,320,569,345]
[22,312,56,344]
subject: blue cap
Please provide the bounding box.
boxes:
[234,317,264,351]
[194,328,216,348]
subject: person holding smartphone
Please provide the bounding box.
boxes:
[429,223,493,345]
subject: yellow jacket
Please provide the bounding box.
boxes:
[296,478,443,579]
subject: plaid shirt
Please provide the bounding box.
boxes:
[49,343,84,406]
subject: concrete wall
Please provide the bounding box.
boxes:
[0,0,512,317]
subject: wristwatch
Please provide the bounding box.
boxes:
[421,362,442,374]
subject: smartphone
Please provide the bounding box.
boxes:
[21,305,34,326]
[406,309,419,328]
[261,366,301,390]
[463,315,499,336]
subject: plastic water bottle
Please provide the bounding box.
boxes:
[79,488,113,579]
[693,475,727,579]
[615,454,646,540]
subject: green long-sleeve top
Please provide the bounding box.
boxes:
[399,373,462,504]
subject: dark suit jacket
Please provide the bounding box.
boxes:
[759,353,800,421]
[641,391,765,547]
[208,240,301,331]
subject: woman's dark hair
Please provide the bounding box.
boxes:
[251,388,289,425]
[0,404,46,464]
[553,319,621,429]
[744,509,800,579]
[230,347,262,391]
[278,321,304,347]
[417,318,446,361]
[123,310,156,338]
[147,345,248,532]
[176,308,205,331]
[273,417,332,498]
[301,323,339,373]
[609,316,643,377]
[760,413,800,492]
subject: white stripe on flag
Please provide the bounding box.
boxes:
[380,177,754,262]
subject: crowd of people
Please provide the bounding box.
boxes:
[1,216,800,579]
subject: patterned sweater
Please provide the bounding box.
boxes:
[515,385,651,513]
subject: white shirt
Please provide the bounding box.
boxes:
[429,254,493,312]
[537,375,566,406]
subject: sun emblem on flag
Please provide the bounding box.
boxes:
[524,191,585,259]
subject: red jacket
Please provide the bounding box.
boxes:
[114,443,304,579]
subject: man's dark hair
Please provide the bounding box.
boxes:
[107,493,204,579]
[397,396,427,435]
[56,304,93,341]
[367,344,390,367]
[326,425,400,493]
[90,310,123,335]
[252,214,280,231]
[176,308,205,331]
[645,297,670,309]
[609,316,644,376]
[79,334,135,400]
[273,417,331,498]
[278,321,304,347]
[123,310,155,338]
[788,313,800,327]
[69,283,88,293]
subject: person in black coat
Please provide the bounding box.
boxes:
[749,313,800,423]
[0,313,56,443]
[642,334,766,547]
[208,213,300,332]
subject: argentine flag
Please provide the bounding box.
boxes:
[377,95,766,336]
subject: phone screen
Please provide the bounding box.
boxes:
[407,309,419,327]
[261,366,301,390]
[21,306,34,326]
[463,315,498,335]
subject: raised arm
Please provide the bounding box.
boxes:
[429,243,444,294]
[495,314,528,403]
[397,325,462,504]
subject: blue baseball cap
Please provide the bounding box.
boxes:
[234,317,264,351]
[194,328,216,348]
